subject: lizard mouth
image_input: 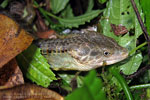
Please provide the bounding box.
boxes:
[105,50,129,65]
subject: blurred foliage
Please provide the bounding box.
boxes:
[98,0,107,4]
[65,70,106,100]
[0,0,9,8]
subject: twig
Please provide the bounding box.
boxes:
[130,0,150,57]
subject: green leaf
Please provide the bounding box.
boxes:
[86,0,94,13]
[61,4,74,18]
[58,73,84,88]
[141,0,150,34]
[0,0,9,8]
[147,88,150,99]
[98,0,107,4]
[118,34,142,75]
[16,44,56,87]
[118,33,135,51]
[65,70,106,100]
[100,0,143,74]
[59,10,102,28]
[120,52,142,75]
[110,68,133,100]
[58,73,84,92]
[99,0,144,94]
[35,1,102,28]
[100,0,143,41]
[50,0,69,14]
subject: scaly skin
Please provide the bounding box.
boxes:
[35,31,128,71]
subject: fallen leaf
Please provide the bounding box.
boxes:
[110,24,128,36]
[36,30,57,39]
[0,14,33,68]
[0,84,64,100]
[0,58,24,89]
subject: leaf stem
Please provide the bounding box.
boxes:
[130,0,149,41]
[130,84,150,90]
[124,64,150,80]
[110,68,133,100]
[34,1,60,21]
[129,42,147,55]
[41,8,60,19]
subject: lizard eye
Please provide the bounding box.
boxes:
[104,51,111,56]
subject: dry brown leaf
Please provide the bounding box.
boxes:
[0,14,33,68]
[0,84,64,100]
[36,30,57,39]
[0,58,24,89]
[110,24,128,36]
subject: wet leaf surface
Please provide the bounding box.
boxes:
[16,44,56,87]
[0,14,33,68]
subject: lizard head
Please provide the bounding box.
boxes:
[68,32,128,69]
